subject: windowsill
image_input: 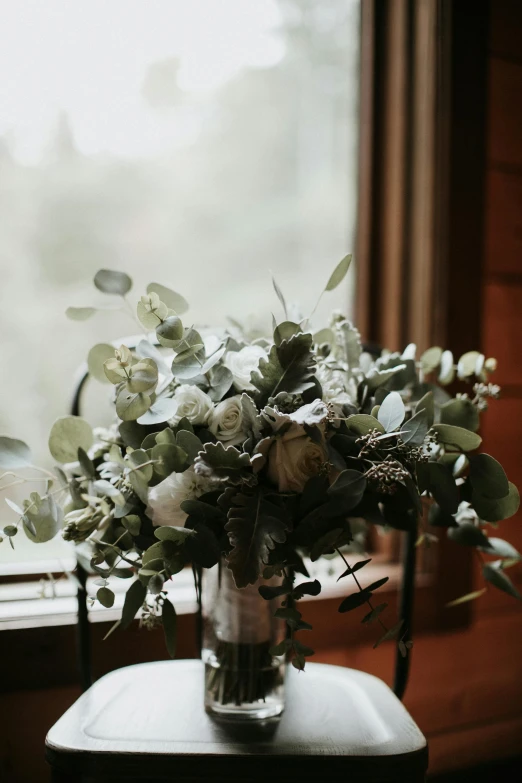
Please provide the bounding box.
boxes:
[0,558,431,632]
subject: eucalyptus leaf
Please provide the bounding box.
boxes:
[426,461,459,514]
[432,424,482,452]
[440,399,479,432]
[337,558,372,581]
[0,437,32,469]
[469,453,509,500]
[328,469,367,509]
[147,282,189,315]
[87,343,116,383]
[483,563,521,600]
[272,274,288,318]
[325,254,352,292]
[377,391,405,432]
[137,396,178,425]
[176,430,203,464]
[94,269,132,296]
[338,589,371,613]
[472,482,520,522]
[66,306,97,321]
[448,522,490,547]
[151,443,187,477]
[116,390,152,422]
[346,414,385,436]
[23,493,63,543]
[97,587,115,608]
[446,588,487,607]
[415,392,434,428]
[420,346,442,374]
[399,409,429,446]
[48,416,93,463]
[120,579,146,629]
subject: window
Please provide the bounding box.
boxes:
[0,0,360,569]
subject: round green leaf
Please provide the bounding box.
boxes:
[377,391,405,432]
[432,424,482,452]
[448,522,490,547]
[457,351,482,380]
[3,525,18,537]
[126,359,158,394]
[88,343,116,383]
[472,482,520,522]
[94,269,132,296]
[440,399,479,432]
[400,409,429,446]
[23,493,63,543]
[116,390,152,422]
[0,437,32,469]
[156,315,184,346]
[48,416,94,464]
[469,453,509,500]
[137,396,178,426]
[346,414,385,436]
[66,307,97,321]
[147,282,189,315]
[97,587,115,608]
[420,346,443,374]
[438,350,455,385]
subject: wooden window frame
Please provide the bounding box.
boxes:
[0,0,491,688]
[356,0,490,630]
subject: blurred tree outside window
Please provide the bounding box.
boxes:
[0,0,360,563]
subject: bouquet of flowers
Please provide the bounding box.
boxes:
[1,256,520,715]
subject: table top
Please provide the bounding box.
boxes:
[46,660,428,782]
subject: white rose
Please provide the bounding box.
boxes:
[146,467,215,527]
[223,345,267,391]
[267,422,326,493]
[169,384,213,426]
[209,395,246,446]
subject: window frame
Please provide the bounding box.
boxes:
[0,0,491,686]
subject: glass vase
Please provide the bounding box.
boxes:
[201,560,286,720]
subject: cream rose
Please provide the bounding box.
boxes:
[267,423,326,493]
[146,467,215,527]
[169,384,213,426]
[223,345,267,391]
[208,395,246,446]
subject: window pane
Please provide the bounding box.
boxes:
[0,0,360,563]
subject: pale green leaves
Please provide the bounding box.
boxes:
[116,391,152,422]
[469,454,509,500]
[377,392,405,432]
[23,492,63,543]
[103,346,159,421]
[66,306,97,321]
[400,410,429,446]
[325,253,352,291]
[147,283,189,315]
[88,344,115,383]
[346,414,384,436]
[137,292,168,329]
[432,424,482,452]
[48,416,93,463]
[94,269,132,296]
[472,482,520,523]
[0,437,32,469]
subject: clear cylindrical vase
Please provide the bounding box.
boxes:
[202,560,285,720]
